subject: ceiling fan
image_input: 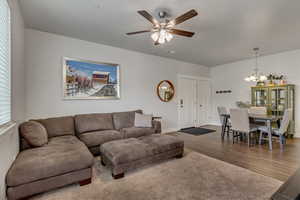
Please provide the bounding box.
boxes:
[126,9,198,45]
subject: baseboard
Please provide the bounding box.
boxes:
[162,128,179,134]
[206,122,222,126]
[293,133,300,138]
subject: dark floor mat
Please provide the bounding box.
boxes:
[179,127,216,136]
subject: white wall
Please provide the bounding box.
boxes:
[25,29,210,132]
[0,0,25,199]
[10,0,25,122]
[211,49,300,136]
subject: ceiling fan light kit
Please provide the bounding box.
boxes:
[126,9,198,45]
[151,29,173,44]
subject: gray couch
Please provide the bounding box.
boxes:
[6,110,161,200]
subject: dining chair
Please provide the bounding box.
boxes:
[249,106,267,115]
[248,106,267,126]
[259,109,292,150]
[217,106,230,136]
[229,108,258,146]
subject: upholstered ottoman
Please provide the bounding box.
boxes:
[100,134,184,179]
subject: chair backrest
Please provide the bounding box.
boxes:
[229,108,250,133]
[217,107,228,124]
[279,109,293,134]
[248,106,267,115]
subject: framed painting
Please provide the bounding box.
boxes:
[63,57,120,100]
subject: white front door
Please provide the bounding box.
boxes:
[178,76,210,129]
[178,77,197,129]
[197,80,210,126]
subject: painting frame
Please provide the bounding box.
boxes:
[62,57,121,100]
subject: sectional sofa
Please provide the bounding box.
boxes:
[6,110,161,200]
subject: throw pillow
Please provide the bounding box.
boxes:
[20,121,48,147]
[134,113,153,128]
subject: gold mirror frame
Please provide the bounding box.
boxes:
[157,80,175,102]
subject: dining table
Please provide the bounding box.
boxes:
[221,113,282,150]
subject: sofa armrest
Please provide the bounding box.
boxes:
[152,120,162,134]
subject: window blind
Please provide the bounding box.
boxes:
[0,0,11,126]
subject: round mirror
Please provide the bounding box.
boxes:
[157,80,175,102]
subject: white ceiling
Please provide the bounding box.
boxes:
[19,0,300,67]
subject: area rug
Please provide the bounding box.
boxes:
[179,127,215,136]
[31,151,282,200]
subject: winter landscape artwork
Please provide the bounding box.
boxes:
[63,58,120,99]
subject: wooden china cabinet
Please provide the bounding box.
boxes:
[251,84,295,136]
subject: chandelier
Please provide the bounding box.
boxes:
[244,48,267,82]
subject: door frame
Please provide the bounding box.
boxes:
[177,74,211,129]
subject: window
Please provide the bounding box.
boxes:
[0,0,11,126]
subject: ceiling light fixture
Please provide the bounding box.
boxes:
[151,26,174,44]
[244,48,267,83]
[126,9,197,45]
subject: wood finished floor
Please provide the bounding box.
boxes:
[168,125,300,182]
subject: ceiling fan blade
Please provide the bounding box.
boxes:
[170,9,198,25]
[169,29,195,37]
[126,30,151,35]
[137,10,159,25]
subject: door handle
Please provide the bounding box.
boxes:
[180,99,183,108]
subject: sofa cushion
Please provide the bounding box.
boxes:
[122,127,155,139]
[75,113,114,134]
[139,134,184,154]
[79,130,122,147]
[100,138,154,165]
[6,135,93,187]
[112,110,142,130]
[19,121,48,147]
[34,116,75,138]
[134,113,153,128]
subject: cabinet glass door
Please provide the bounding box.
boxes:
[253,88,268,106]
[269,87,286,116]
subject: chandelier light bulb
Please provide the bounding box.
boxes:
[245,77,251,82]
[259,75,267,81]
[249,75,256,81]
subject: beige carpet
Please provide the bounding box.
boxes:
[31,151,282,200]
